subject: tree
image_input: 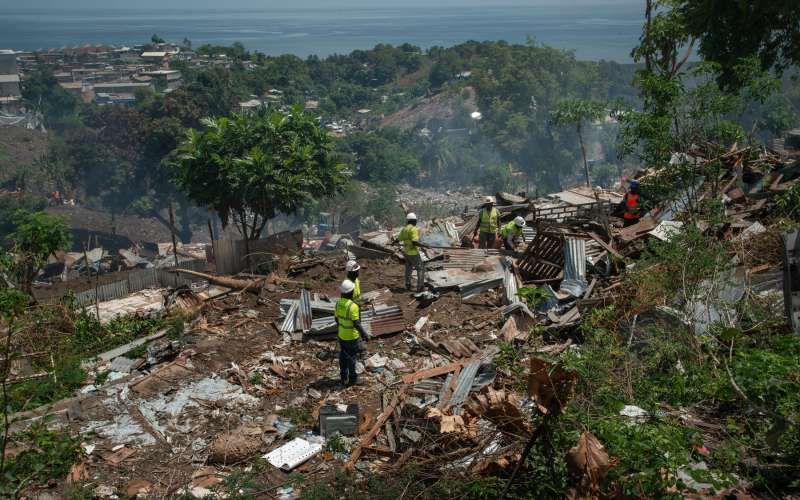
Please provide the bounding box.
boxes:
[678,0,800,90]
[151,34,166,45]
[551,99,606,187]
[21,67,80,129]
[0,194,46,244]
[173,106,348,243]
[8,212,71,295]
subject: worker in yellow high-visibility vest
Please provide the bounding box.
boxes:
[473,196,499,249]
[334,279,369,386]
[500,216,527,250]
[398,212,425,292]
[345,260,361,300]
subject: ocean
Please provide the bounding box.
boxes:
[0,4,643,62]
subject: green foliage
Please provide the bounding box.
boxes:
[277,406,313,428]
[516,286,552,308]
[0,419,80,497]
[0,193,46,243]
[173,107,348,240]
[476,164,514,194]
[0,288,27,321]
[551,98,606,128]
[591,162,620,188]
[776,182,800,220]
[8,211,71,294]
[337,129,420,183]
[6,309,164,413]
[20,67,81,129]
[679,0,800,90]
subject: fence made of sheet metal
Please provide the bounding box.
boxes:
[38,258,208,307]
[212,230,303,275]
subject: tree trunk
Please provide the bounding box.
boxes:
[578,123,591,187]
[176,202,193,243]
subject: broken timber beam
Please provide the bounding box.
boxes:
[346,385,408,470]
[401,360,468,384]
[172,269,265,292]
[587,232,624,261]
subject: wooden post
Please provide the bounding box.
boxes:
[83,243,99,318]
[169,202,180,287]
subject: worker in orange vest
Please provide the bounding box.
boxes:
[621,180,642,227]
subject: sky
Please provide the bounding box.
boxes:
[2,0,640,9]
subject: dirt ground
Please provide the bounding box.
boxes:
[22,254,505,498]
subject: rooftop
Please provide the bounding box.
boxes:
[0,74,21,83]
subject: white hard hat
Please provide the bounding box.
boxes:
[346,260,360,272]
[406,212,417,221]
[340,279,355,294]
[484,196,495,204]
[514,216,527,228]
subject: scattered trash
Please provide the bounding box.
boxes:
[264,437,324,471]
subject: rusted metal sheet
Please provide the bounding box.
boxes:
[441,248,502,269]
[362,305,405,337]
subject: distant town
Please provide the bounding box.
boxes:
[0,41,359,135]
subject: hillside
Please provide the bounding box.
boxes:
[380,86,479,130]
[0,127,49,187]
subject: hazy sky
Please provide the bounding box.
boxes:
[3,0,640,9]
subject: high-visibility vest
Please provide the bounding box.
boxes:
[624,193,641,220]
[399,224,420,256]
[335,298,360,341]
[479,207,499,234]
[353,278,361,300]
[500,220,522,240]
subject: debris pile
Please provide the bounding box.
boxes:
[8,142,800,498]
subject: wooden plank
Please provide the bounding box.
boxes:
[401,361,468,384]
[436,365,461,409]
[346,386,408,470]
[587,232,624,261]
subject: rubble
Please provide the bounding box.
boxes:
[9,140,799,497]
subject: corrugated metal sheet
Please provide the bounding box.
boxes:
[280,298,336,315]
[362,304,405,337]
[281,301,298,333]
[441,249,502,270]
[502,257,520,306]
[309,316,337,335]
[297,289,312,331]
[561,237,588,297]
[563,238,586,281]
[37,258,208,307]
[449,361,482,415]
[459,277,504,299]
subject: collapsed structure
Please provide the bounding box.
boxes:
[7,142,798,498]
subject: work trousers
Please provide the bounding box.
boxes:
[623,217,640,227]
[404,254,425,292]
[478,232,496,249]
[338,338,361,385]
[503,237,516,251]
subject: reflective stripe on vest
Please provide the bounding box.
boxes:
[479,208,499,233]
[335,298,360,341]
[624,193,641,219]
